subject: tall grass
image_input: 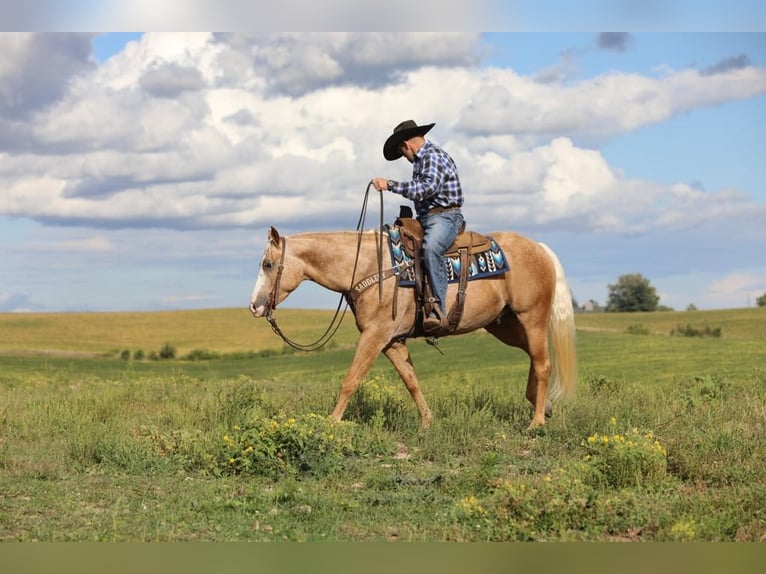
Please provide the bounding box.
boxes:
[0,308,764,541]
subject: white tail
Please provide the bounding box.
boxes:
[538,243,577,400]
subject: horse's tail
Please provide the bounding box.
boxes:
[538,243,577,400]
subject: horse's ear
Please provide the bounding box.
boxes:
[268,226,280,246]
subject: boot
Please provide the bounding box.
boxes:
[423,306,449,334]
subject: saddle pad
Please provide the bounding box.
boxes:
[386,225,510,287]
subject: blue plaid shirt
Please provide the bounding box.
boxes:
[390,140,463,217]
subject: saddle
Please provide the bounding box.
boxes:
[395,207,495,336]
[347,207,509,339]
[396,216,493,259]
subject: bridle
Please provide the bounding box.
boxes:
[263,235,286,325]
[262,182,383,352]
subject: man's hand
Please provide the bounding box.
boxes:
[371,178,389,192]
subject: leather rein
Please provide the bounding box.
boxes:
[263,182,389,352]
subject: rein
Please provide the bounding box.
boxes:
[264,182,383,352]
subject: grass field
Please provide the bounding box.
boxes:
[0,306,764,541]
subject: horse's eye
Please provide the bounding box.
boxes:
[263,261,273,270]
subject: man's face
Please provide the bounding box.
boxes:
[400,140,415,163]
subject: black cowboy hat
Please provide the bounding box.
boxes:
[383,119,435,161]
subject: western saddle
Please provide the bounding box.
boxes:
[394,207,494,336]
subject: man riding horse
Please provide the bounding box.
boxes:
[372,120,464,335]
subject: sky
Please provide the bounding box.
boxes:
[1,30,765,313]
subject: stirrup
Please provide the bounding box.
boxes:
[423,303,448,335]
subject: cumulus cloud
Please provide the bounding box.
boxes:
[457,64,766,139]
[220,32,484,96]
[0,33,94,119]
[139,62,207,98]
[0,31,764,240]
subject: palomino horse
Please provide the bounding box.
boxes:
[250,226,577,429]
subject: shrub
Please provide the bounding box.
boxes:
[626,324,649,335]
[213,413,355,478]
[586,374,619,394]
[120,349,131,360]
[670,324,721,338]
[476,464,600,540]
[133,349,144,360]
[582,417,668,489]
[184,349,221,361]
[346,375,409,429]
[158,343,177,359]
[136,426,212,471]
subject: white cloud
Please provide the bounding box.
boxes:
[1,32,764,237]
[0,33,94,118]
[457,65,766,139]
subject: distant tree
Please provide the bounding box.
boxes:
[606,273,660,312]
[686,303,698,311]
[757,292,766,307]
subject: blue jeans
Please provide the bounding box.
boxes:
[420,210,464,314]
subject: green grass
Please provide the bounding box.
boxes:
[574,306,766,340]
[0,307,765,541]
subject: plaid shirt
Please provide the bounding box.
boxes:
[390,140,463,217]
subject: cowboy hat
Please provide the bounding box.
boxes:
[383,120,435,161]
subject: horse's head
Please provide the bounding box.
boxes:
[249,226,301,318]
[249,226,283,317]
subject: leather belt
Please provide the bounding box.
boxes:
[425,204,462,216]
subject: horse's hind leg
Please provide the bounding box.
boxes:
[525,324,552,428]
[525,364,554,419]
[383,341,432,429]
[485,313,551,428]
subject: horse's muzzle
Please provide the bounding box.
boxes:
[249,302,266,318]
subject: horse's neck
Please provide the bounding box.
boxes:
[292,231,379,293]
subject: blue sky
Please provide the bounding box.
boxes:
[1,32,765,313]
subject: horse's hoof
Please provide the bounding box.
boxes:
[527,417,546,431]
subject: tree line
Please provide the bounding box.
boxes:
[576,273,766,313]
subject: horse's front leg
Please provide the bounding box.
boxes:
[331,329,389,423]
[383,341,432,430]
